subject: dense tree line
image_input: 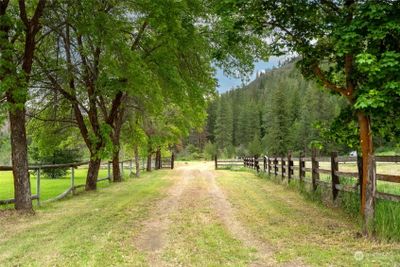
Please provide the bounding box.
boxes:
[205,63,345,158]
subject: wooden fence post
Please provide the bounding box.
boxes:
[36,168,41,206]
[263,156,267,172]
[255,157,259,172]
[107,161,111,179]
[129,160,133,176]
[287,153,292,183]
[171,153,175,169]
[331,152,340,201]
[281,157,285,180]
[71,166,75,194]
[274,157,278,176]
[215,155,218,170]
[311,148,319,191]
[364,154,376,234]
[299,152,305,183]
[357,154,363,206]
[267,157,271,175]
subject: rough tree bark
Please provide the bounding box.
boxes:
[112,150,121,182]
[86,157,101,191]
[111,109,124,182]
[357,111,374,222]
[0,0,46,211]
[8,106,31,210]
[364,154,376,234]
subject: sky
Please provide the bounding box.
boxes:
[216,56,283,93]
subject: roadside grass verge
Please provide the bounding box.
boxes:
[216,170,400,266]
[264,165,400,241]
[0,168,134,205]
[0,170,173,266]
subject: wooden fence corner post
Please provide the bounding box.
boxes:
[281,157,285,180]
[171,153,175,169]
[331,151,340,201]
[311,148,319,191]
[364,154,376,235]
[215,155,218,170]
[274,157,278,176]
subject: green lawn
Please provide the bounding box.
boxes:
[0,170,173,266]
[0,168,133,204]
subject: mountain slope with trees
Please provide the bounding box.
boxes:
[206,62,346,158]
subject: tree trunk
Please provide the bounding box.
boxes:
[111,103,124,182]
[155,148,161,169]
[364,154,376,234]
[134,144,140,177]
[86,157,101,191]
[146,154,152,172]
[1,0,46,212]
[9,106,32,211]
[357,111,374,219]
[112,149,121,182]
[111,126,122,182]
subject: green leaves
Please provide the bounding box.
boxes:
[355,89,387,109]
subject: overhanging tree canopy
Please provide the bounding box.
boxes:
[214,0,400,227]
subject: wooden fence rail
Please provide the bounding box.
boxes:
[238,152,400,204]
[0,154,175,207]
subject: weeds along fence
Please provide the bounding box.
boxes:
[216,153,400,239]
[215,153,400,203]
[0,155,175,207]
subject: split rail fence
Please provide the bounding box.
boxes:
[215,152,400,203]
[0,154,174,207]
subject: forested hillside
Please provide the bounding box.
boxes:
[204,62,347,158]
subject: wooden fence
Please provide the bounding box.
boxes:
[0,154,175,207]
[239,152,400,203]
[214,156,244,170]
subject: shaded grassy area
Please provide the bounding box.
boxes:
[0,168,133,203]
[0,170,173,266]
[216,170,400,266]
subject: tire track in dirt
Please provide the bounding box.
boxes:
[134,166,193,266]
[134,162,306,266]
[203,168,277,267]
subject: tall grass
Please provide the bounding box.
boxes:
[375,200,400,241]
[254,169,400,241]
